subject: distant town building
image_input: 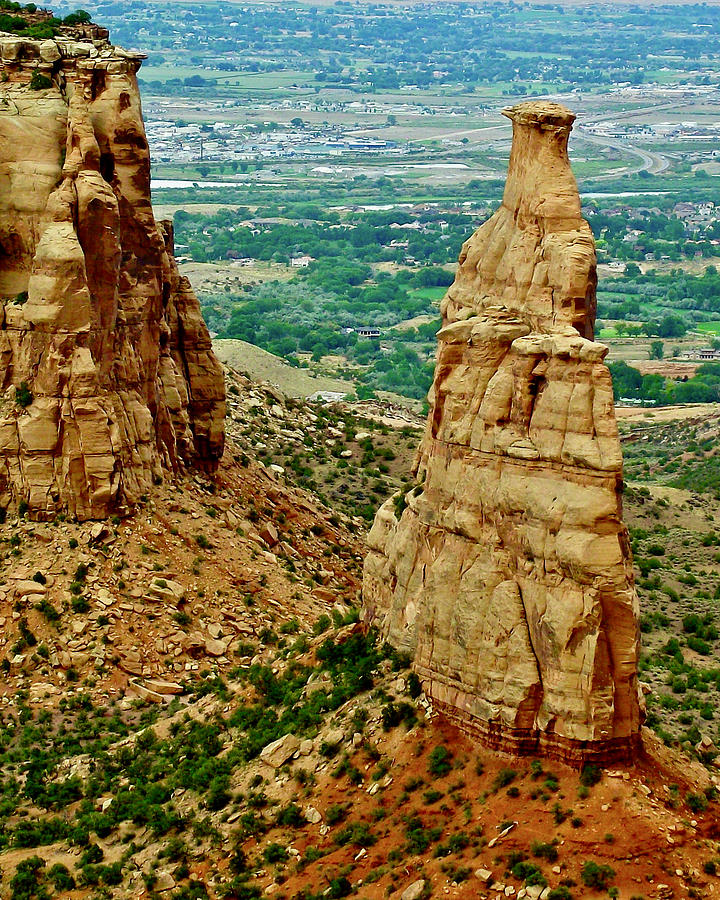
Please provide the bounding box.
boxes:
[290,255,314,268]
[682,347,720,360]
[308,391,348,404]
[673,202,696,219]
[226,252,256,265]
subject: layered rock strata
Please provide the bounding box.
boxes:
[0,25,225,520]
[363,102,641,764]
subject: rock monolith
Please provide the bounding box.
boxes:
[0,21,225,520]
[363,101,641,764]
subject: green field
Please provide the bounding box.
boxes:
[696,321,720,335]
[409,286,448,302]
[598,326,620,339]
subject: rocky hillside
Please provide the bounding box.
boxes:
[0,367,717,900]
[0,391,363,702]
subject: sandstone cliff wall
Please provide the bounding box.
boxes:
[0,27,225,520]
[363,102,641,764]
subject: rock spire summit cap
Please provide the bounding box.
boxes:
[502,100,576,130]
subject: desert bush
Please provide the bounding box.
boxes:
[428,745,452,777]
[581,860,615,890]
[492,768,517,792]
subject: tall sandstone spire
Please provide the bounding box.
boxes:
[363,101,641,764]
[0,22,225,520]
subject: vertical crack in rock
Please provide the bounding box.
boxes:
[362,101,641,764]
[0,24,225,519]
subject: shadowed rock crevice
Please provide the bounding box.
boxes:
[0,26,225,520]
[362,101,641,765]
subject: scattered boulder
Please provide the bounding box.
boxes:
[260,733,300,768]
[400,880,426,900]
[259,522,279,547]
[304,806,322,824]
[154,871,176,892]
[128,681,166,704]
[14,579,46,597]
[145,679,183,696]
[205,638,227,657]
[146,579,186,604]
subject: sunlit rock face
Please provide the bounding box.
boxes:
[363,101,641,765]
[0,25,225,520]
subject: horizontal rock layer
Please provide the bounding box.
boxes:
[363,101,641,764]
[0,27,225,519]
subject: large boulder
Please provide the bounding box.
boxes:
[260,733,300,768]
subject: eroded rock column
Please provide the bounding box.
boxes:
[362,101,641,764]
[0,26,225,520]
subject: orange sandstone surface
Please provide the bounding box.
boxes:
[363,102,641,765]
[0,27,225,520]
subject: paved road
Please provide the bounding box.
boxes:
[576,128,670,178]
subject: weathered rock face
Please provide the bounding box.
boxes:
[0,26,225,520]
[363,102,641,764]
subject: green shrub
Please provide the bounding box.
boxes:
[552,802,570,824]
[334,821,376,848]
[325,803,348,826]
[407,671,422,698]
[276,803,303,827]
[393,491,408,519]
[279,617,299,634]
[15,381,33,406]
[381,700,416,730]
[206,776,231,811]
[547,888,573,900]
[434,831,469,857]
[313,614,331,635]
[579,763,602,787]
[30,71,54,92]
[71,595,90,613]
[47,863,75,891]
[12,817,69,848]
[581,860,615,890]
[687,792,708,813]
[63,10,91,25]
[263,842,288,863]
[35,598,59,622]
[532,840,559,862]
[492,768,517,792]
[10,855,46,899]
[403,814,442,855]
[80,843,103,866]
[511,860,546,886]
[327,877,352,899]
[428,745,452,777]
